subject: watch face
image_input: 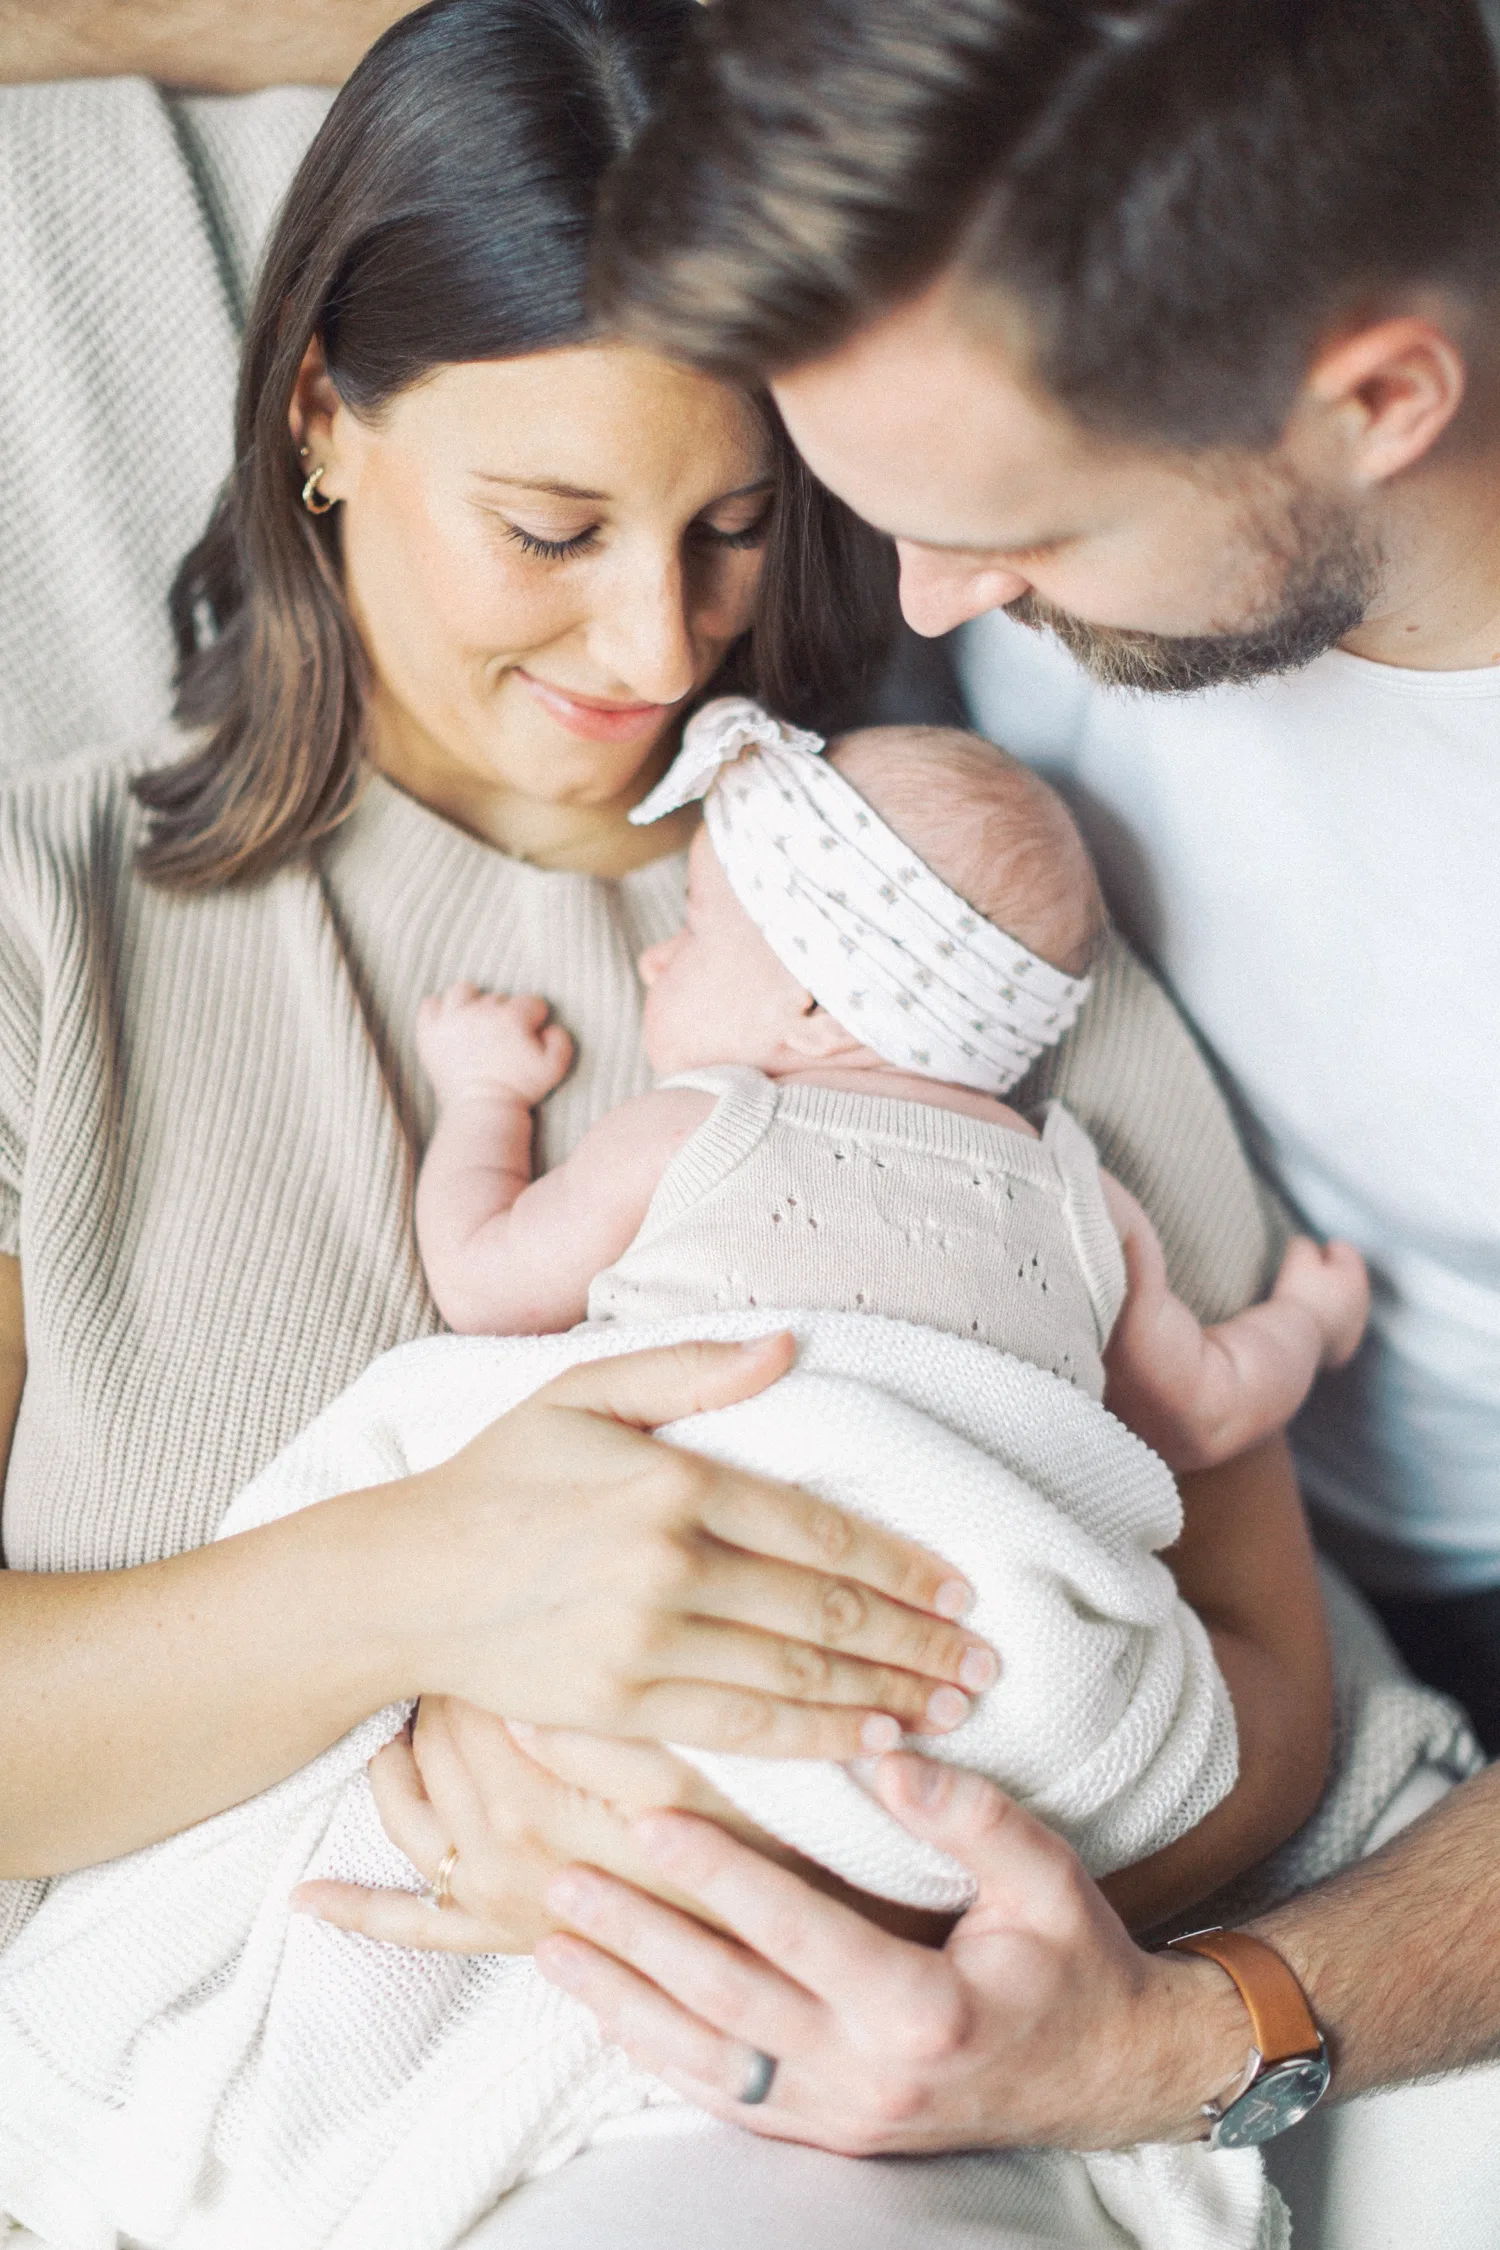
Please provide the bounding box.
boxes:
[1213,2055,1332,2149]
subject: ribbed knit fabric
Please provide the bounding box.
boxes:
[589,1069,1128,1398]
[0,741,685,1952]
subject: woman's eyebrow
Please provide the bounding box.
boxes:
[468,473,773,502]
[471,473,608,500]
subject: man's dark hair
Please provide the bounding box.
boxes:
[597,0,1500,449]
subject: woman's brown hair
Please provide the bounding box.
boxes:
[135,0,895,891]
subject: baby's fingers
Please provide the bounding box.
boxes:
[539,1020,575,1076]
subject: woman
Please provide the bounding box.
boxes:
[0,0,1326,2229]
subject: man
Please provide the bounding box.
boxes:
[510,0,1500,2229]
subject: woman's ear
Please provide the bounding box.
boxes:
[288,336,349,490]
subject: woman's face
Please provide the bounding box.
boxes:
[293,341,774,866]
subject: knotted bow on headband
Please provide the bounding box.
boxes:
[630,698,1091,1097]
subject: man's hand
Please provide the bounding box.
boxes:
[0,3,416,91]
[535,1754,1255,2154]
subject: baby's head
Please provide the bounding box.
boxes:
[638,723,1105,1085]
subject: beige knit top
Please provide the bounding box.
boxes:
[0,738,1277,1947]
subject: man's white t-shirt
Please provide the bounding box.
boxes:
[960,609,1500,1595]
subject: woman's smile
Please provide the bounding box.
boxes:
[511,666,679,743]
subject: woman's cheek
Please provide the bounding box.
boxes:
[694,548,766,648]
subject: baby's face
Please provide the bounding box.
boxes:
[639,827,817,1075]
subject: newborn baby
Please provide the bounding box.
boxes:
[415,700,1366,1472]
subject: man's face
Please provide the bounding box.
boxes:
[773,274,1380,692]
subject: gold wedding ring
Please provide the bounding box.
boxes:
[432,1843,459,1910]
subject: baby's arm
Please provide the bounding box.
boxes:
[1100,1173,1370,1473]
[415,985,711,1334]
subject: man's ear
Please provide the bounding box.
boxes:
[782,999,865,1062]
[1304,313,1468,487]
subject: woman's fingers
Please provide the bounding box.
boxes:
[289,1878,521,1953]
[539,1334,798,1430]
[631,1617,975,1738]
[621,1680,900,1761]
[506,1723,717,1814]
[682,1550,993,1699]
[365,1731,450,1872]
[691,1465,972,1625]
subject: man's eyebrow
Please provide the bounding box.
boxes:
[889,527,1073,557]
[469,474,777,503]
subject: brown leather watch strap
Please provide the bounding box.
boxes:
[1167,1928,1321,2064]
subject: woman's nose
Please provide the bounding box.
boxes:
[591,555,699,708]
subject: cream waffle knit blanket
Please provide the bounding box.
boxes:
[0,1311,1279,2250]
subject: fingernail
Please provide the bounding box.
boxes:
[925,1686,969,1731]
[959,1645,998,1692]
[507,1719,538,1747]
[934,1578,973,1621]
[860,1713,903,1752]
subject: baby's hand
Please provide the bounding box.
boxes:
[1272,1237,1371,1370]
[417,984,574,1107]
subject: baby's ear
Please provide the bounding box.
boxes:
[783,1001,865,1062]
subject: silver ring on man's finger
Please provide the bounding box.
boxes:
[738,2048,778,2106]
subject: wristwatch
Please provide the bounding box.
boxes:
[1166,1927,1331,2148]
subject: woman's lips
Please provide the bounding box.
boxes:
[514,669,675,745]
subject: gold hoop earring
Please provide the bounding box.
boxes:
[301,463,335,515]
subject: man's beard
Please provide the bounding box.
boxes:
[1006,492,1381,695]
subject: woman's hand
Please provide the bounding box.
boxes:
[372,1335,994,1763]
[292,1699,752,1953]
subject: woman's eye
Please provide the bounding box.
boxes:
[695,506,773,553]
[504,523,601,561]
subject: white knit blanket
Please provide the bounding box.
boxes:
[0,1311,1285,2250]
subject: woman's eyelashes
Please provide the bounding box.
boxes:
[694,505,772,552]
[498,504,773,564]
[505,522,601,562]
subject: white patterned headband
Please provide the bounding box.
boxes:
[630,697,1092,1097]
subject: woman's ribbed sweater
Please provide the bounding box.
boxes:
[0,737,1276,1949]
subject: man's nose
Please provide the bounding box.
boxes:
[896,541,1033,636]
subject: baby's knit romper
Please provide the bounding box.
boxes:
[588,1066,1127,1398]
